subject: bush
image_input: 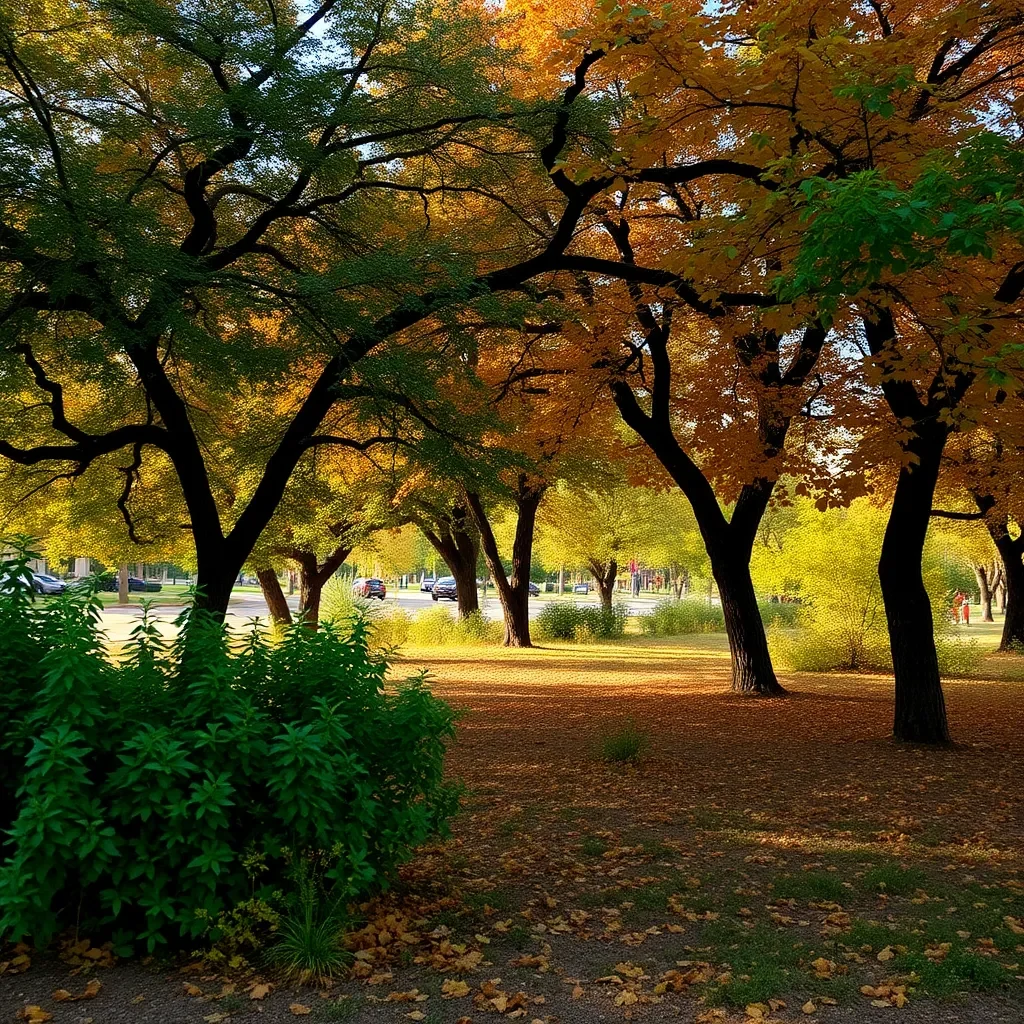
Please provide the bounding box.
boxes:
[0,547,461,951]
[406,606,503,646]
[768,610,982,678]
[535,602,627,642]
[319,577,372,625]
[757,600,803,628]
[638,599,725,636]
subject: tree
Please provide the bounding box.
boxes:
[0,0,643,619]
[536,479,673,609]
[935,428,1024,649]
[510,0,1024,733]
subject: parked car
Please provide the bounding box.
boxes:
[573,582,591,594]
[420,576,436,592]
[32,572,68,595]
[528,581,540,596]
[0,569,65,595]
[352,577,387,600]
[431,576,458,601]
[95,574,162,593]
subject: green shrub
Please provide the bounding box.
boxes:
[368,608,412,652]
[319,577,372,625]
[757,600,803,627]
[406,606,503,646]
[0,546,461,952]
[535,602,627,642]
[638,599,725,636]
[768,610,981,678]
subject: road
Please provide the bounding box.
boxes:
[97,586,665,643]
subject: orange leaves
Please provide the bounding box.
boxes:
[15,1008,52,1023]
[52,980,101,1002]
[861,982,911,1008]
[0,943,32,976]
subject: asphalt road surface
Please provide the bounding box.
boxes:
[97,586,664,644]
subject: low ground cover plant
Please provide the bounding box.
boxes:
[0,548,460,952]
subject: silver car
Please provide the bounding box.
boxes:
[32,572,68,595]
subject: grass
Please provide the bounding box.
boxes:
[863,862,927,894]
[771,871,849,903]
[599,718,648,764]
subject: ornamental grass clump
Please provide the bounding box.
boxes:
[0,544,461,952]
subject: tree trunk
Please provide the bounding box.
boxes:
[987,524,1024,651]
[421,504,479,618]
[710,547,785,696]
[974,565,994,622]
[879,426,950,744]
[589,558,617,611]
[291,544,351,630]
[558,564,565,595]
[118,563,129,605]
[466,480,545,648]
[257,569,293,626]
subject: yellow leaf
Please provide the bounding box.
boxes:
[289,1004,312,1015]
[249,983,272,1000]
[52,990,73,1002]
[572,984,584,999]
[83,980,101,999]
[405,1014,426,1022]
[442,979,470,998]
[16,1008,53,1023]
[877,945,894,961]
[802,1001,816,1014]
[184,983,203,997]
[746,1004,767,1019]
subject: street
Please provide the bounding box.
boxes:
[96,585,665,643]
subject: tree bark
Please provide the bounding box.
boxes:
[984,518,1024,651]
[711,546,780,693]
[589,558,617,611]
[290,543,352,629]
[974,564,994,622]
[879,423,950,743]
[118,563,129,605]
[421,504,479,618]
[257,569,293,626]
[466,479,545,647]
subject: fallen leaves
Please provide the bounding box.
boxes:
[15,1008,52,1023]
[289,1003,312,1015]
[1,944,33,976]
[51,979,101,1001]
[442,978,471,998]
[861,982,910,1007]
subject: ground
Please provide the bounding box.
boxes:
[3,634,1023,1024]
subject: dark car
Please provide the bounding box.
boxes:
[420,576,436,592]
[97,574,163,593]
[528,581,540,596]
[353,577,387,600]
[573,582,591,594]
[431,576,458,601]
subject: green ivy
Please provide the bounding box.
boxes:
[0,543,461,952]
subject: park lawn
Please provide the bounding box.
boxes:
[364,635,1024,1021]
[5,634,1023,1024]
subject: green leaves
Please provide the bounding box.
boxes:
[777,132,1024,311]
[0,559,460,952]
